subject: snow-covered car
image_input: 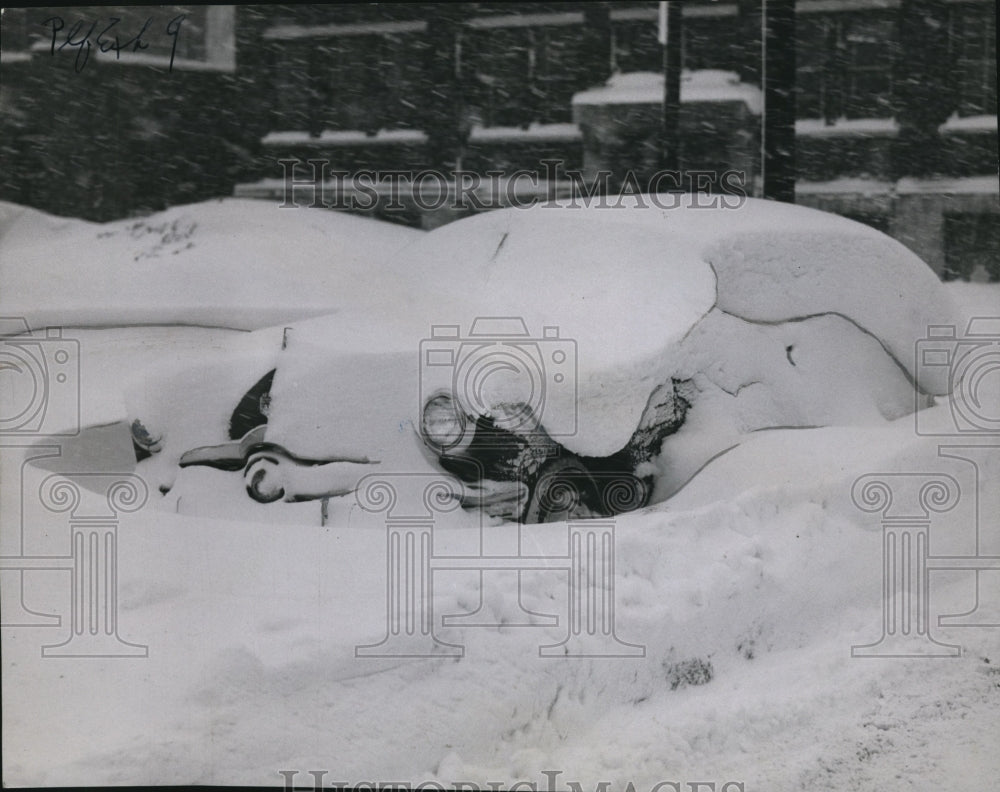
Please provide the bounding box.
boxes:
[0,198,423,331]
[123,196,960,524]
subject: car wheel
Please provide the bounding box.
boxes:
[244,450,287,503]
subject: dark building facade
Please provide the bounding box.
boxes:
[1,2,997,277]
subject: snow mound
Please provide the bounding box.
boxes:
[123,197,960,507]
[0,198,423,330]
[323,197,955,460]
[6,392,998,787]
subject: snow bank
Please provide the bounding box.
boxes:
[652,311,925,499]
[4,394,997,788]
[391,198,954,458]
[0,199,423,330]
[120,197,960,493]
[691,210,959,394]
[2,223,996,788]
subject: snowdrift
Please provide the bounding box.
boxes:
[382,197,959,462]
[2,195,998,789]
[122,196,960,514]
[0,198,423,330]
[4,354,999,788]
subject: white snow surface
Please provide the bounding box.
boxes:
[896,176,1000,195]
[795,118,900,137]
[247,197,959,465]
[572,70,762,113]
[0,198,423,330]
[468,123,583,142]
[795,178,893,195]
[2,197,998,789]
[939,113,999,134]
[261,128,430,146]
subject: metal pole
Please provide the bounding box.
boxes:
[660,1,683,173]
[762,0,797,202]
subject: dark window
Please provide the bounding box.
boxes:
[682,17,740,74]
[271,42,313,131]
[949,3,997,116]
[796,12,897,120]
[612,12,741,76]
[796,16,833,119]
[842,16,895,117]
[462,26,535,127]
[463,22,595,127]
[944,214,1000,282]
[533,26,594,123]
[281,32,430,134]
[0,7,31,54]
[611,19,660,73]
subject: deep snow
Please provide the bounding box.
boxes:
[0,198,423,330]
[1,198,998,789]
[123,197,959,483]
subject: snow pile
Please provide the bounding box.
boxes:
[0,198,423,330]
[1,188,997,788]
[351,198,953,459]
[3,348,998,787]
[116,197,961,505]
[375,203,718,459]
